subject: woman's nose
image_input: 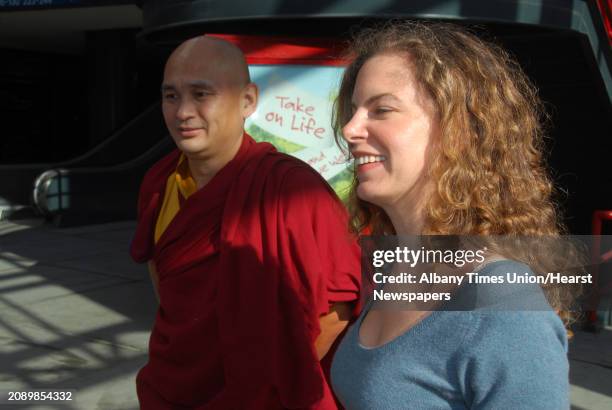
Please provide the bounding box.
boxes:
[342,110,367,143]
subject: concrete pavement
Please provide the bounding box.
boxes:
[0,219,154,410]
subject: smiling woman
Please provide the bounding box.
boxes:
[330,21,574,410]
[333,22,562,239]
[341,51,438,234]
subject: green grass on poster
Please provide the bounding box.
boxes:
[247,123,305,154]
[328,167,354,203]
[247,122,354,202]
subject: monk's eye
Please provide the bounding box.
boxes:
[162,92,177,101]
[193,90,212,100]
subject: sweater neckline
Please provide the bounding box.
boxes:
[355,259,512,351]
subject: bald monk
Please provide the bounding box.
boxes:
[130,36,360,409]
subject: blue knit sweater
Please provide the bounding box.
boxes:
[331,260,569,410]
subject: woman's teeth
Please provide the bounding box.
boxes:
[355,155,386,165]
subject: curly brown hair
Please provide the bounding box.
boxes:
[333,21,582,313]
[334,21,564,237]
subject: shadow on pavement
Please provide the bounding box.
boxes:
[0,219,156,409]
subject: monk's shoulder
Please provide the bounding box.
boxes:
[258,152,347,219]
[140,149,180,191]
[261,151,334,194]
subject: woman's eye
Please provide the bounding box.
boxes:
[163,93,177,101]
[374,107,392,115]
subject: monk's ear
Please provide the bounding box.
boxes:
[241,82,258,119]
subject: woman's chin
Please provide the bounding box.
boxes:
[357,186,386,208]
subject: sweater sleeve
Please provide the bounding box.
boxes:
[461,311,569,410]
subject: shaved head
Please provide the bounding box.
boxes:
[161,34,258,171]
[166,36,250,88]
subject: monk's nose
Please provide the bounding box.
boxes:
[176,98,197,121]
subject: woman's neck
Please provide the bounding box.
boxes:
[383,183,432,235]
[384,202,425,235]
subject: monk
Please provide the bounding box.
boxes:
[130,36,360,409]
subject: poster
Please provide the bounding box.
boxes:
[245,64,353,200]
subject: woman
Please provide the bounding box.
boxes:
[330,22,574,409]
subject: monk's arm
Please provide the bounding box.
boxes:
[147,261,160,302]
[314,302,352,359]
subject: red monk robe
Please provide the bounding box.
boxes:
[131,133,360,409]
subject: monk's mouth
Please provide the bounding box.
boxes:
[178,128,203,138]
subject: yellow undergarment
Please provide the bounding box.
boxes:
[154,155,197,243]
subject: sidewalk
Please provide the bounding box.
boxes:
[0,219,154,410]
[0,219,611,409]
